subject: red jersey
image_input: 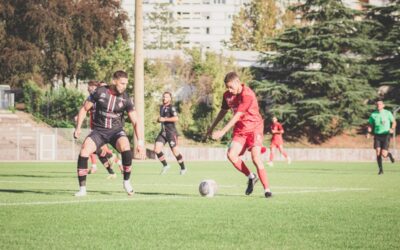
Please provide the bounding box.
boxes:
[271,122,284,145]
[221,84,263,134]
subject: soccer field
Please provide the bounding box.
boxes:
[0,161,399,250]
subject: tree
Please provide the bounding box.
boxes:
[0,0,128,87]
[229,0,294,51]
[145,3,187,49]
[253,0,380,143]
[78,36,133,83]
[367,0,400,105]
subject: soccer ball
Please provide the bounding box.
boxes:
[199,179,218,197]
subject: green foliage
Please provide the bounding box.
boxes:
[229,0,295,51]
[179,49,251,142]
[0,0,128,87]
[23,81,84,128]
[367,0,400,105]
[255,0,379,143]
[78,36,133,83]
[23,81,44,114]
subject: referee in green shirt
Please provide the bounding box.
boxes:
[367,99,397,175]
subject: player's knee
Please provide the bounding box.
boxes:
[121,150,133,167]
[227,151,238,162]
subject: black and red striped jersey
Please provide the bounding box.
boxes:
[160,104,178,134]
[88,86,134,130]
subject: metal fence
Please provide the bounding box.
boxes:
[0,127,398,162]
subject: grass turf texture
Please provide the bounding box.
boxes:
[0,161,399,249]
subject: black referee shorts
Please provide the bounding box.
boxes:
[374,134,391,150]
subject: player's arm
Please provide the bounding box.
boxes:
[367,116,374,138]
[206,109,228,139]
[390,114,396,134]
[73,101,93,139]
[159,116,178,122]
[127,110,146,160]
[212,111,243,140]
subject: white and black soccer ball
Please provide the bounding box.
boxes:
[199,179,218,197]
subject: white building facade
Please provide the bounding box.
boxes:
[122,0,389,51]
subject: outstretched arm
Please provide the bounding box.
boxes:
[205,109,228,139]
[212,111,243,140]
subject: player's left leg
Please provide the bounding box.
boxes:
[171,146,186,175]
[227,139,257,195]
[277,145,291,164]
[98,145,116,178]
[250,146,272,198]
[381,135,395,163]
[169,135,186,175]
[115,136,134,195]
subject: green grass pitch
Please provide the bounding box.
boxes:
[0,161,399,249]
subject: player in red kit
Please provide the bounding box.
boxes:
[268,116,291,167]
[206,72,272,198]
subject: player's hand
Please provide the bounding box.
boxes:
[158,117,165,122]
[389,128,394,134]
[136,145,146,160]
[212,130,225,140]
[73,129,81,139]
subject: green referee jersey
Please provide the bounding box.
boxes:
[368,109,394,135]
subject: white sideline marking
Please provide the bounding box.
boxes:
[0,196,187,207]
[275,188,371,194]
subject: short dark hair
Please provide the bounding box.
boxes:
[376,98,384,103]
[163,91,172,98]
[87,80,98,86]
[224,72,239,84]
[113,70,128,80]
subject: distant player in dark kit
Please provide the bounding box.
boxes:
[367,99,396,175]
[154,92,187,175]
[268,116,291,167]
[74,70,145,196]
[206,72,272,198]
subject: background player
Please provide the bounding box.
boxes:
[154,92,187,175]
[367,99,396,175]
[268,116,291,167]
[74,70,145,196]
[206,72,272,198]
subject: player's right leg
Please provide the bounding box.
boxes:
[227,140,258,195]
[115,136,134,195]
[75,137,97,197]
[251,146,272,198]
[154,135,170,174]
[376,147,383,175]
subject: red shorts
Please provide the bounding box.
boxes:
[270,140,283,148]
[232,127,264,153]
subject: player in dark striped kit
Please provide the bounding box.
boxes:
[74,71,145,196]
[154,92,187,175]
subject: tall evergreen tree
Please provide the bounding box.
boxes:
[253,0,380,142]
[367,0,400,105]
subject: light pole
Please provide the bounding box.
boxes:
[134,0,145,156]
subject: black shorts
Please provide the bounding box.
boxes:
[374,134,391,150]
[155,132,178,148]
[87,127,128,152]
